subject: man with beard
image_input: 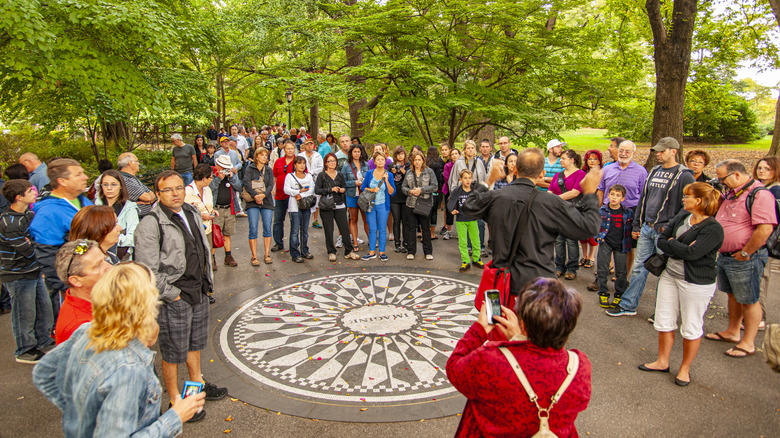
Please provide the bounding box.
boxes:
[537,139,565,192]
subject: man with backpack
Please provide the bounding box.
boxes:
[704,159,777,358]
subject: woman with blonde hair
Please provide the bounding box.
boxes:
[33,263,205,436]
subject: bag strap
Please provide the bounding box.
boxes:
[499,347,579,412]
[557,173,567,195]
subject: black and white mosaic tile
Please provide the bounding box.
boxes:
[216,272,478,409]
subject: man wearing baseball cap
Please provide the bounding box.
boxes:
[214,135,242,174]
[608,136,695,317]
[209,155,243,267]
[537,139,566,192]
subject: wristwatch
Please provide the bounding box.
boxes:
[740,250,749,258]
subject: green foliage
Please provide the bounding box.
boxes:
[605,98,654,142]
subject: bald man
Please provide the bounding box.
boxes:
[19,153,49,191]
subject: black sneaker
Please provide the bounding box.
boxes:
[606,306,636,317]
[302,253,314,260]
[208,294,216,304]
[15,348,45,364]
[610,296,622,309]
[204,381,228,401]
[271,244,284,252]
[293,257,304,263]
[459,263,470,273]
[187,409,207,423]
[598,295,611,309]
[472,260,484,269]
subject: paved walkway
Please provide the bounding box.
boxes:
[3,215,778,437]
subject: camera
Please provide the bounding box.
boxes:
[707,178,724,193]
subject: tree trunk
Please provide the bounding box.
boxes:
[644,0,697,170]
[770,91,780,157]
[768,0,780,157]
[310,101,320,139]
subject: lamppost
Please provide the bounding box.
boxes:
[285,89,292,131]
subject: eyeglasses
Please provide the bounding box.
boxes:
[101,183,120,188]
[158,186,185,194]
[717,172,735,183]
[65,240,91,278]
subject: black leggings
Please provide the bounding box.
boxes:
[321,208,353,255]
[391,202,407,249]
[443,192,454,226]
[429,193,439,226]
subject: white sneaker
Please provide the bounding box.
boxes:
[425,254,434,260]
[336,235,343,248]
[357,237,365,245]
[328,254,337,262]
[442,231,451,240]
[236,211,247,217]
[389,233,394,241]
[407,254,414,260]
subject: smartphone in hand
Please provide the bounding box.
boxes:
[484,289,501,325]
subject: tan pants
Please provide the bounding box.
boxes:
[760,257,780,321]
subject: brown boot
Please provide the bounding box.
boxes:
[224,254,237,267]
[212,255,218,272]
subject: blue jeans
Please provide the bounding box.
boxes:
[620,223,660,311]
[272,201,289,247]
[247,207,273,240]
[366,202,389,253]
[6,275,54,356]
[0,284,10,310]
[289,209,311,259]
[178,171,193,186]
[555,235,580,274]
[717,248,768,305]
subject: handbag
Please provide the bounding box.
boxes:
[291,174,317,210]
[499,347,580,438]
[643,216,700,276]
[643,253,668,276]
[241,169,267,202]
[358,176,385,213]
[318,174,336,211]
[474,189,539,311]
[556,172,583,208]
[411,171,433,216]
[212,224,225,248]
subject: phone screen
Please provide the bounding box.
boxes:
[485,290,501,324]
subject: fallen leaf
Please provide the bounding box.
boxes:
[225,415,233,421]
[224,429,232,434]
[360,408,367,411]
[230,398,239,402]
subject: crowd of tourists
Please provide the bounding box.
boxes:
[0,122,778,436]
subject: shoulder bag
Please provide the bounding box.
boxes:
[474,189,539,312]
[358,174,385,213]
[412,171,433,216]
[319,174,336,211]
[499,347,580,438]
[241,168,267,202]
[291,174,316,211]
[643,217,700,276]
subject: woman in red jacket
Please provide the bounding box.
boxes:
[447,278,592,437]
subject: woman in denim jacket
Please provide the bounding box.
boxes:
[33,263,205,437]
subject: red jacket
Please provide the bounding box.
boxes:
[273,156,296,200]
[446,323,591,437]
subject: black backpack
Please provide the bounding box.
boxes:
[746,187,780,259]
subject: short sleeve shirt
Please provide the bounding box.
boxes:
[172,144,196,173]
[55,291,92,345]
[716,180,778,252]
[597,161,648,208]
[121,172,153,216]
[548,170,586,196]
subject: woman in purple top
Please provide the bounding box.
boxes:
[367,143,394,170]
[550,150,587,280]
[441,148,460,240]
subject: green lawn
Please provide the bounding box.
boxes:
[558,128,772,152]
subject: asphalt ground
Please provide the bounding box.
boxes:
[3,212,778,437]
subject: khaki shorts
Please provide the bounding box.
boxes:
[212,206,236,236]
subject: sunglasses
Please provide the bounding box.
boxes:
[65,240,91,278]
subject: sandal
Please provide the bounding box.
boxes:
[704,332,739,343]
[579,258,587,267]
[724,346,756,358]
[251,257,260,266]
[264,256,273,264]
[583,259,594,268]
[564,272,576,280]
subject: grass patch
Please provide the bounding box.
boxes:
[557,128,772,152]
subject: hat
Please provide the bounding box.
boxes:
[651,137,680,151]
[546,139,565,150]
[228,135,238,142]
[215,155,233,169]
[218,134,229,143]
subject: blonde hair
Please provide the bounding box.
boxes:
[88,263,159,353]
[463,140,477,150]
[373,150,387,161]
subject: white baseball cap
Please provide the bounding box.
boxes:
[546,139,566,150]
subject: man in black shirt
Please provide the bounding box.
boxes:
[209,155,243,267]
[206,124,219,145]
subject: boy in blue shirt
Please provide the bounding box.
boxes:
[596,185,634,308]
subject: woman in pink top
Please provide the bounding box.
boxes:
[550,150,586,280]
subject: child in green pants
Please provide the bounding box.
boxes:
[447,169,487,272]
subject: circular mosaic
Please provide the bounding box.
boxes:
[217,272,478,407]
